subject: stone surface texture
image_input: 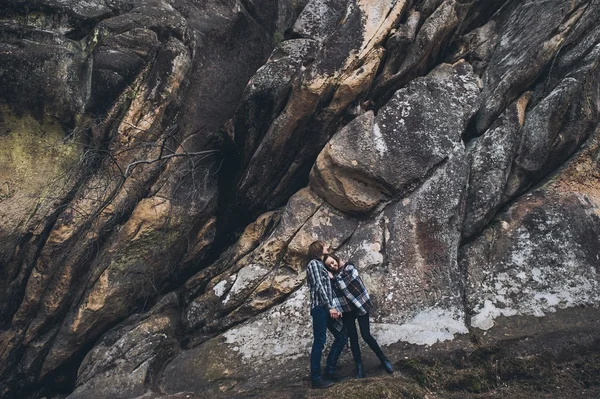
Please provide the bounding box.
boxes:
[0,0,599,397]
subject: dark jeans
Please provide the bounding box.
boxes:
[342,309,384,365]
[310,306,347,381]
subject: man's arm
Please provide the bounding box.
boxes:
[307,260,334,309]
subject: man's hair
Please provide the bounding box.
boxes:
[308,240,326,260]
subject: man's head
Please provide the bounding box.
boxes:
[308,240,329,260]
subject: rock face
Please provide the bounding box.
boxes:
[0,0,599,398]
[310,61,479,213]
[462,126,600,330]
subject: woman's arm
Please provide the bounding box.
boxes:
[335,263,369,315]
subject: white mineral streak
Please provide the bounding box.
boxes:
[223,289,467,363]
[470,299,518,330]
[355,0,408,61]
[372,307,468,346]
[372,123,388,156]
[471,268,599,330]
[222,264,268,304]
[470,225,600,330]
[212,280,228,298]
[223,287,312,363]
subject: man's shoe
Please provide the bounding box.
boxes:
[355,363,365,378]
[323,372,349,382]
[379,356,394,374]
[311,378,334,389]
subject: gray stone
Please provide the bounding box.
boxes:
[474,0,589,133]
[381,9,421,77]
[1,0,600,397]
[291,0,347,41]
[373,0,474,103]
[0,28,91,123]
[0,0,287,394]
[504,55,600,200]
[379,152,469,328]
[68,295,181,399]
[234,38,319,168]
[461,190,600,331]
[462,94,530,239]
[446,20,498,75]
[310,61,479,213]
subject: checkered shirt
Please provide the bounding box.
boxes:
[306,259,344,332]
[332,262,373,316]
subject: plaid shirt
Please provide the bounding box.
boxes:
[306,259,344,332]
[307,259,341,310]
[332,262,373,316]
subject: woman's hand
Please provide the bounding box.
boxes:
[327,271,334,279]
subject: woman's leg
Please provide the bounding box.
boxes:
[342,310,361,364]
[357,312,394,373]
[357,312,384,358]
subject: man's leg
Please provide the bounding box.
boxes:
[324,318,348,374]
[310,306,328,381]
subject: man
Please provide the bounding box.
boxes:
[306,240,348,389]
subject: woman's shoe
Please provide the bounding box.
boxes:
[379,356,394,374]
[355,363,365,378]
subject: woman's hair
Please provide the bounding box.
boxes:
[308,240,326,260]
[323,253,341,267]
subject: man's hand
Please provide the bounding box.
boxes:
[329,309,341,319]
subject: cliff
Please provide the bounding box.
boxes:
[0,0,599,398]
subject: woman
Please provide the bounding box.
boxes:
[323,253,394,378]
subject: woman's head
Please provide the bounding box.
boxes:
[308,240,329,260]
[323,254,341,272]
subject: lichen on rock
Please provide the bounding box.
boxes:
[1,0,600,398]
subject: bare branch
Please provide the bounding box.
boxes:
[123,150,220,177]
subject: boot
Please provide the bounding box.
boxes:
[323,371,349,383]
[379,355,394,374]
[311,377,334,389]
[355,362,365,378]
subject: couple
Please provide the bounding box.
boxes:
[306,240,393,389]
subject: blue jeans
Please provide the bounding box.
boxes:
[310,306,347,381]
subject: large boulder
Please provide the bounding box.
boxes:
[67,294,181,399]
[158,62,482,398]
[310,61,480,213]
[462,126,600,330]
[233,0,407,216]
